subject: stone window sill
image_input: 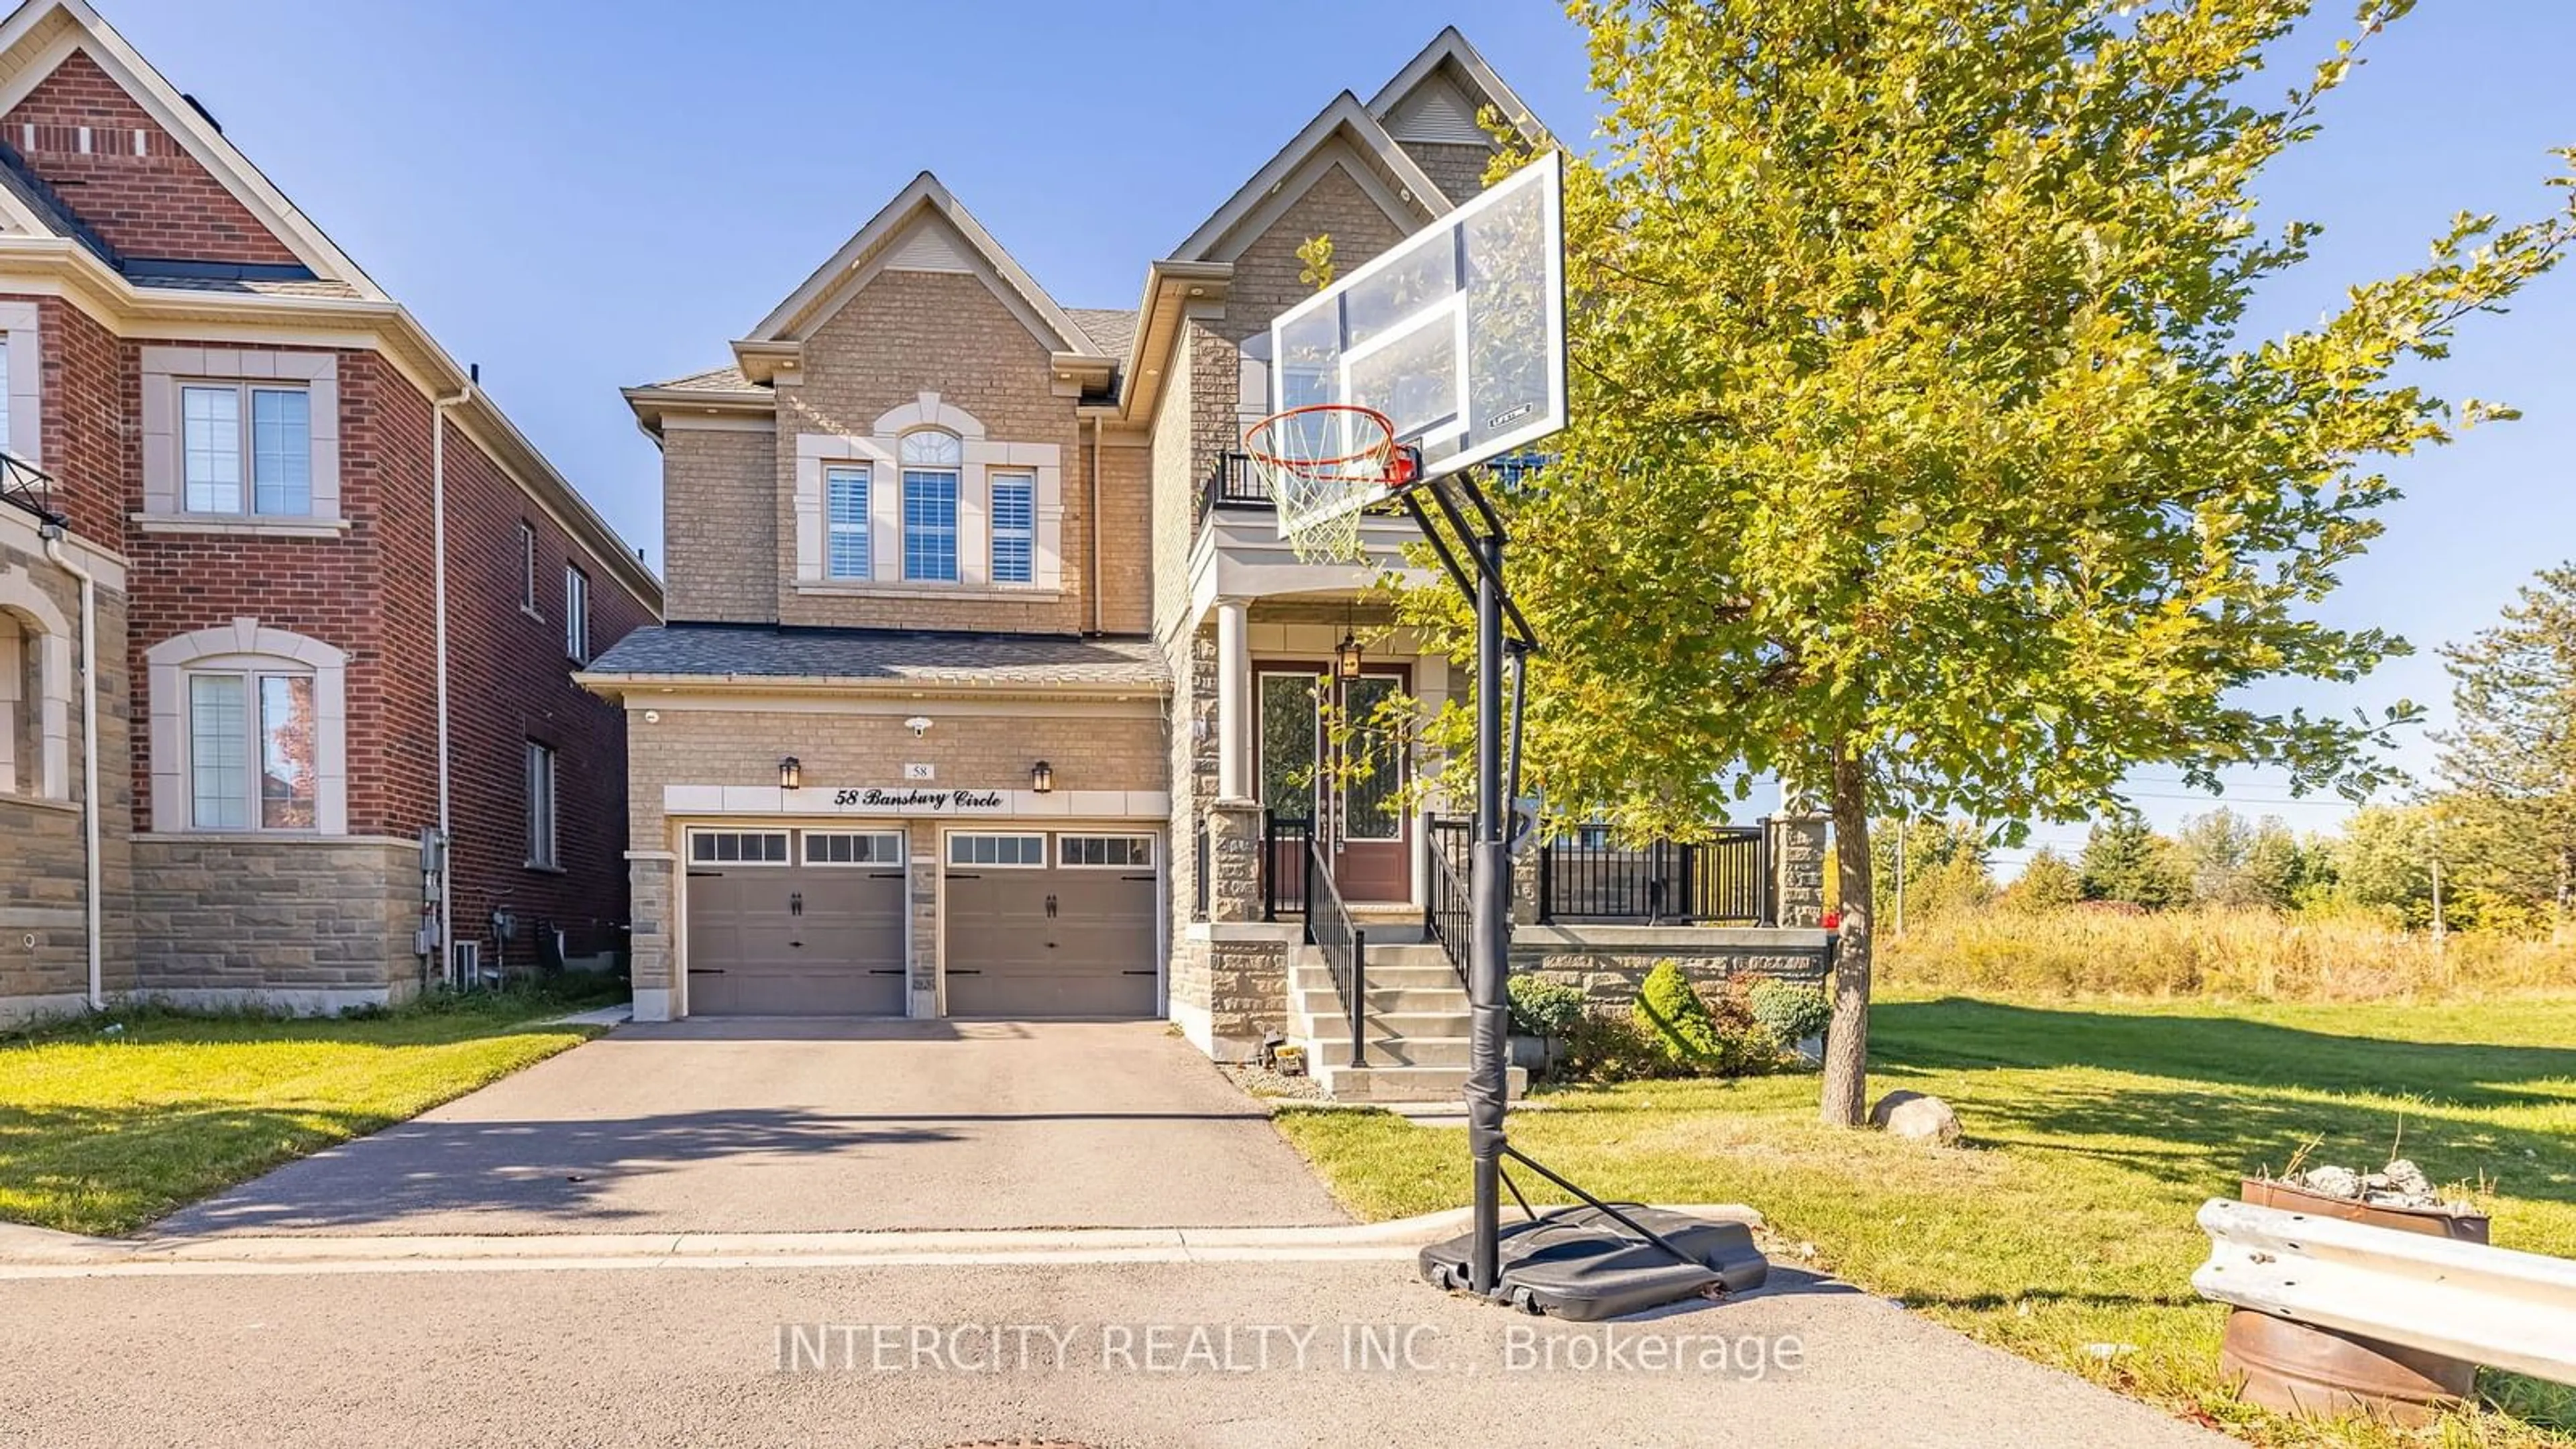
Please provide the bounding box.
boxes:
[796,581,1063,604]
[131,512,351,539]
[131,829,351,843]
[521,604,546,623]
[0,792,81,816]
[524,861,567,875]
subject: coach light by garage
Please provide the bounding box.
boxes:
[1030,760,1055,794]
[777,756,801,791]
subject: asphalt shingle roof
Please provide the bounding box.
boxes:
[1067,307,1138,358]
[587,625,1169,690]
[640,364,767,395]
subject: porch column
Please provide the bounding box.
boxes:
[1215,595,1253,804]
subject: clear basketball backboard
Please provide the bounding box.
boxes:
[1262,150,1566,538]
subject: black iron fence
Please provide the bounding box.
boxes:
[1263,811,1311,920]
[1538,828,1772,926]
[1305,833,1369,1067]
[1198,452,1271,525]
[1425,816,1473,987]
[0,451,62,528]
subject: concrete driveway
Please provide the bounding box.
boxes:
[159,1018,1349,1236]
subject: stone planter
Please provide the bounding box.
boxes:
[2216,1176,2491,1426]
[1508,1033,1554,1076]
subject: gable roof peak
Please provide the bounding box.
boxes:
[1364,25,1546,146]
[0,0,382,296]
[740,170,1098,362]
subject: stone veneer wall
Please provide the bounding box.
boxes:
[129,837,419,1008]
[0,533,132,1024]
[1511,928,1832,1009]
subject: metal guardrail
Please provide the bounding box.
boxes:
[0,450,63,528]
[1263,811,1311,921]
[1425,816,1472,989]
[1304,833,1368,1069]
[2194,1197,2576,1386]
[1198,452,1271,525]
[1537,828,1772,925]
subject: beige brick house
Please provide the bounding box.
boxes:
[586,29,1826,1087]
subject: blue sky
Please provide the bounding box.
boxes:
[94,1,2576,853]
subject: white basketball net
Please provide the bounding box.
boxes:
[1245,405,1399,564]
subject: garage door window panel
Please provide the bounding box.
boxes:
[690,830,790,865]
[1058,835,1155,869]
[806,831,906,866]
[948,833,1046,867]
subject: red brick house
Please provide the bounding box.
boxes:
[0,0,659,1021]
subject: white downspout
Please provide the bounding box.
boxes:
[40,528,101,1010]
[433,377,475,989]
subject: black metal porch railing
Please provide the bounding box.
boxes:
[1262,811,1311,921]
[1198,451,1272,525]
[1305,833,1368,1068]
[0,451,63,529]
[1425,816,1473,987]
[1537,828,1773,926]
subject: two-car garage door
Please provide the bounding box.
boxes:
[682,827,1159,1018]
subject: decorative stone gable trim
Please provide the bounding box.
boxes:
[144,616,347,835]
[792,391,1063,595]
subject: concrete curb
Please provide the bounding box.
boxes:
[0,1204,1764,1279]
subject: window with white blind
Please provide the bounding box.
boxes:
[181,382,312,516]
[826,464,871,580]
[187,669,317,830]
[990,473,1034,584]
[564,565,590,664]
[525,742,558,868]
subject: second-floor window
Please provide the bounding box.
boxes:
[900,430,961,583]
[182,382,311,516]
[991,474,1034,584]
[826,465,871,580]
[564,564,590,664]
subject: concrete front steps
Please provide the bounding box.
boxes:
[1285,941,1527,1104]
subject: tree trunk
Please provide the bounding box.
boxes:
[1819,747,1874,1127]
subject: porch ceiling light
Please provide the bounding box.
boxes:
[778,756,802,791]
[1030,760,1055,794]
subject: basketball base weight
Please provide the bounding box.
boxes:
[1418,1205,1770,1322]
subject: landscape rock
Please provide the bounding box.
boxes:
[1869,1089,1964,1146]
[2296,1165,2362,1199]
[2293,1159,2445,1209]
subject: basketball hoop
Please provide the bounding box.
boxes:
[1243,403,1417,563]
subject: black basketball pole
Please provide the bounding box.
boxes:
[1465,522,1511,1296]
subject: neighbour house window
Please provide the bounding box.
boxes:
[825,465,871,580]
[900,431,961,582]
[564,565,590,664]
[181,382,311,516]
[186,669,316,830]
[990,473,1034,584]
[0,340,11,457]
[525,741,557,868]
[519,523,539,613]
[948,833,1045,867]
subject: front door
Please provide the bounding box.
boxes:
[1256,663,1412,903]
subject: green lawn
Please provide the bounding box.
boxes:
[0,996,607,1236]
[1273,992,2576,1449]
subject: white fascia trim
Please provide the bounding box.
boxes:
[1362,25,1549,146]
[745,172,1096,355]
[0,4,384,297]
[1171,93,1448,262]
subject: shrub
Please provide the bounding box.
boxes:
[1506,975,1589,1038]
[1558,1010,1668,1083]
[1747,979,1830,1051]
[1629,963,1776,1075]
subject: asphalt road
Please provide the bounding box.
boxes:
[160,1018,1348,1236]
[0,1258,2226,1448]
